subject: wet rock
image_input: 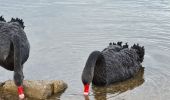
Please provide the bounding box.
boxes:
[0,80,67,99]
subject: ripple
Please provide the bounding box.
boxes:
[0,1,53,9]
[53,1,89,5]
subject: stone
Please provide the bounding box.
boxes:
[0,80,67,99]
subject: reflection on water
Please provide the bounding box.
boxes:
[85,67,144,100]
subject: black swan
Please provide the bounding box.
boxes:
[0,16,30,99]
[81,42,145,95]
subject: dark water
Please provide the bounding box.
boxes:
[0,0,170,100]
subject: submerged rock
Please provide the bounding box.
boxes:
[0,80,67,99]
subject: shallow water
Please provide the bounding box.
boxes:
[0,0,170,100]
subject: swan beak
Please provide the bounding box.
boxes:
[84,84,90,95]
[18,86,25,99]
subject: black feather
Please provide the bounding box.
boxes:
[0,16,6,22]
[123,43,129,48]
[112,42,116,45]
[117,41,122,46]
[10,17,25,29]
[131,44,145,62]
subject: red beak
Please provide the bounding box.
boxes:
[84,84,90,95]
[18,86,25,99]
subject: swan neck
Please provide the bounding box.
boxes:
[82,51,102,85]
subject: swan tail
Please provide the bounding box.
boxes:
[131,44,145,62]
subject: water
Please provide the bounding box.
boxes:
[0,0,170,100]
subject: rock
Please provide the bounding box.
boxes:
[0,80,67,99]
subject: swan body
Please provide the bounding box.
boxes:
[81,42,145,95]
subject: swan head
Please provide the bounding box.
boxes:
[81,65,94,95]
[82,70,93,95]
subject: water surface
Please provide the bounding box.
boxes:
[0,0,170,100]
